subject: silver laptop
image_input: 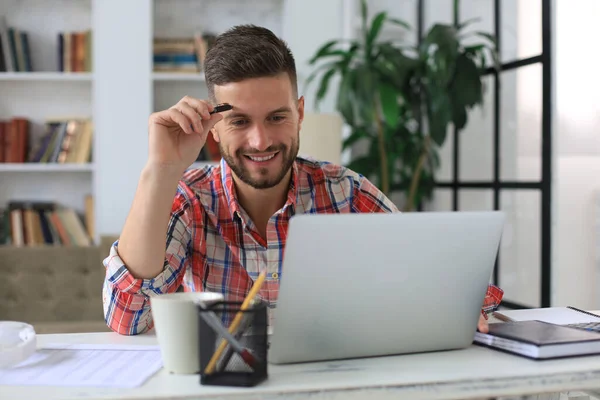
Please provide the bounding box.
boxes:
[268,211,505,364]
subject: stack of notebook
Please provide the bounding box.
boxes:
[473,307,600,360]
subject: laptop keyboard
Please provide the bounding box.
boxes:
[565,322,600,332]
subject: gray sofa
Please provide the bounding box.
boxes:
[0,236,117,334]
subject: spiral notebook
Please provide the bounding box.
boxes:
[493,306,600,331]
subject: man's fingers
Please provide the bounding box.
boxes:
[203,113,224,132]
[181,96,212,120]
[162,96,223,137]
[177,102,204,133]
[166,109,194,134]
[478,315,489,333]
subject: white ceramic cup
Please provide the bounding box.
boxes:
[150,291,224,374]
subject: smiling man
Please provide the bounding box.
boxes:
[102,24,501,336]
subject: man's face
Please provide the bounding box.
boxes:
[211,73,304,190]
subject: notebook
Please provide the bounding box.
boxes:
[493,306,600,332]
[474,320,600,360]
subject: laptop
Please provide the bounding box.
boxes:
[268,211,505,364]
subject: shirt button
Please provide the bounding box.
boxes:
[271,272,279,279]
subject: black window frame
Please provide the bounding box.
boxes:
[417,0,553,309]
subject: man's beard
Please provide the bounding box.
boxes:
[220,134,299,190]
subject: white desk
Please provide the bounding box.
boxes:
[3,331,600,400]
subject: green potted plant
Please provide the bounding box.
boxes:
[306,0,498,211]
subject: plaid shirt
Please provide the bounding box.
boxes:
[103,157,502,335]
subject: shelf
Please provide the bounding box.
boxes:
[0,163,94,172]
[153,72,205,82]
[0,72,93,82]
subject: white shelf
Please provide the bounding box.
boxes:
[0,163,94,172]
[152,72,205,82]
[0,72,93,82]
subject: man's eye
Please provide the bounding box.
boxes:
[231,119,248,126]
[270,115,285,122]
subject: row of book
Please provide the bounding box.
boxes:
[0,15,92,73]
[153,32,216,73]
[0,16,31,72]
[59,30,92,73]
[0,117,93,164]
[0,199,93,247]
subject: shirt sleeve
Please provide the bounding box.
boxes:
[482,283,504,314]
[102,182,196,335]
[351,174,399,213]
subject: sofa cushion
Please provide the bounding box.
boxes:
[0,236,118,334]
[0,245,106,323]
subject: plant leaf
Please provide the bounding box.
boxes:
[346,155,377,182]
[451,103,468,131]
[304,61,338,88]
[474,31,497,46]
[309,40,338,64]
[376,43,419,89]
[457,17,481,30]
[464,44,485,54]
[316,68,337,104]
[367,12,387,49]
[342,128,370,150]
[360,0,368,34]
[378,83,399,128]
[336,69,356,126]
[354,64,378,125]
[426,86,452,146]
[450,53,483,108]
[304,61,344,110]
[446,52,484,131]
[422,24,460,60]
[386,17,411,30]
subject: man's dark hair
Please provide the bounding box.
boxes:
[203,24,297,102]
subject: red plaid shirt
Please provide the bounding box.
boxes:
[102,157,502,335]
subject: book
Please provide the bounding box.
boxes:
[474,320,600,360]
[493,306,600,325]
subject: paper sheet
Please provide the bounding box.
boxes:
[494,307,600,325]
[0,343,163,388]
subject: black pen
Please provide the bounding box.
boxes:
[200,311,260,369]
[192,103,232,131]
[218,312,254,371]
[210,103,233,115]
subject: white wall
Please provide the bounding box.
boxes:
[93,0,152,240]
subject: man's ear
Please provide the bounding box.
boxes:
[210,128,220,143]
[297,95,305,127]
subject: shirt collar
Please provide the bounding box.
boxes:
[220,158,299,221]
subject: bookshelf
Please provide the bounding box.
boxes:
[150,0,284,122]
[0,72,93,81]
[0,163,93,172]
[1,0,347,245]
[152,72,205,82]
[0,0,94,246]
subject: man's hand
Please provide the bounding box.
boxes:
[478,314,489,333]
[116,96,224,281]
[147,96,223,172]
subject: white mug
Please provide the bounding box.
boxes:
[150,291,224,374]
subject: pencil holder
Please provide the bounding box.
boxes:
[197,301,268,387]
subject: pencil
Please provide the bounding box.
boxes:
[204,270,267,374]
